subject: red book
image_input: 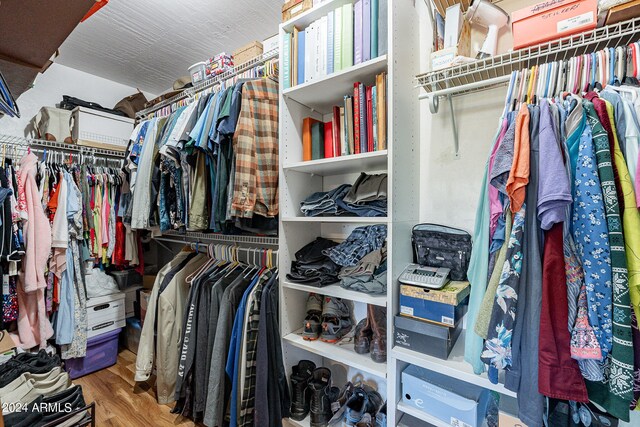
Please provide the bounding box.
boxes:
[353,82,361,154]
[324,122,334,158]
[332,106,341,157]
[366,85,374,153]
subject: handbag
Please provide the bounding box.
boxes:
[411,223,472,281]
[114,91,148,118]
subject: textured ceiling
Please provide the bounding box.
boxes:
[56,0,282,94]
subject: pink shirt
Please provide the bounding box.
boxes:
[489,118,509,239]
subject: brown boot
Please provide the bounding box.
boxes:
[368,305,386,363]
[354,314,372,354]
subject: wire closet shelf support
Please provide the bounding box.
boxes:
[0,134,127,160]
[416,16,640,157]
[136,49,280,119]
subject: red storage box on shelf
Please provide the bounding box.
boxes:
[64,328,121,379]
[511,0,598,50]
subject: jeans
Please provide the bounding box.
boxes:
[335,198,387,217]
[300,184,351,217]
[323,225,387,267]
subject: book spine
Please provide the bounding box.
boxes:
[324,122,334,158]
[340,104,347,156]
[372,86,378,151]
[342,3,353,69]
[353,83,361,154]
[354,0,363,65]
[303,118,312,161]
[334,7,343,72]
[332,106,340,157]
[363,0,371,62]
[305,25,312,82]
[327,11,334,75]
[359,82,366,153]
[298,30,306,85]
[370,0,378,58]
[366,85,373,152]
[283,32,291,89]
[320,16,327,77]
[315,21,322,80]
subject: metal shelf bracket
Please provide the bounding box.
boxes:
[420,90,460,158]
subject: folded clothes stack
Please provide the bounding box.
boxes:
[288,225,387,288]
[300,173,388,217]
[286,237,342,287]
[0,350,91,427]
[339,243,387,295]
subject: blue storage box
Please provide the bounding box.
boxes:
[402,365,491,427]
[400,292,468,326]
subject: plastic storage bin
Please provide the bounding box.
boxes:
[71,106,134,151]
[65,328,121,379]
[188,61,207,85]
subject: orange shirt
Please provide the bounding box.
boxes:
[506,104,531,213]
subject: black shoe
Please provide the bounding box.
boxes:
[290,360,317,421]
[309,368,334,427]
[345,385,384,426]
[37,385,86,425]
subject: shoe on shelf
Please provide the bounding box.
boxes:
[369,305,387,363]
[375,402,387,427]
[328,382,355,425]
[290,360,317,421]
[309,367,335,427]
[344,385,384,426]
[303,293,324,341]
[320,297,353,343]
[354,317,372,354]
[355,413,374,427]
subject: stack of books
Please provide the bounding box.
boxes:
[302,72,387,161]
[282,0,387,89]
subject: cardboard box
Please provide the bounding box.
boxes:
[86,292,126,339]
[71,106,134,152]
[401,281,470,305]
[512,0,598,50]
[233,41,263,65]
[444,4,464,49]
[262,34,279,53]
[402,365,491,427]
[430,18,471,71]
[605,0,640,25]
[499,412,528,427]
[282,0,313,22]
[400,294,468,327]
[142,274,157,290]
[124,285,142,319]
[394,315,462,359]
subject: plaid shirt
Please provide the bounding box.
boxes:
[324,225,387,267]
[239,270,272,426]
[231,79,279,219]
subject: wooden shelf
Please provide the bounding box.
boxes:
[283,329,387,378]
[283,55,387,114]
[283,150,388,176]
[281,280,386,307]
[392,330,517,398]
[282,0,362,33]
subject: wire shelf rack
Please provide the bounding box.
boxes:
[136,49,279,119]
[0,134,127,158]
[416,17,640,95]
[155,230,279,247]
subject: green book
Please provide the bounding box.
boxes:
[283,32,291,89]
[311,121,325,160]
[334,6,343,72]
[341,3,353,69]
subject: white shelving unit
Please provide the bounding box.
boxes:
[278,0,419,425]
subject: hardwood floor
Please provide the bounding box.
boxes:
[74,349,197,427]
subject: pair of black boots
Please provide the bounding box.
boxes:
[290,361,338,427]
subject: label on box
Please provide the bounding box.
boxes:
[401,306,414,316]
[290,3,304,15]
[441,316,454,326]
[451,418,472,427]
[557,11,594,33]
[431,48,457,71]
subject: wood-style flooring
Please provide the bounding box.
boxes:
[74,349,197,427]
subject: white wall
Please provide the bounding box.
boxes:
[418,0,531,233]
[0,63,156,137]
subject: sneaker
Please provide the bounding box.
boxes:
[290,360,317,421]
[356,413,374,427]
[328,382,355,425]
[345,385,384,426]
[302,294,324,341]
[320,297,353,343]
[375,402,387,427]
[309,368,334,427]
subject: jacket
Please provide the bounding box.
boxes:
[12,153,53,349]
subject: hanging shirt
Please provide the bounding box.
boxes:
[506,104,530,213]
[571,111,613,361]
